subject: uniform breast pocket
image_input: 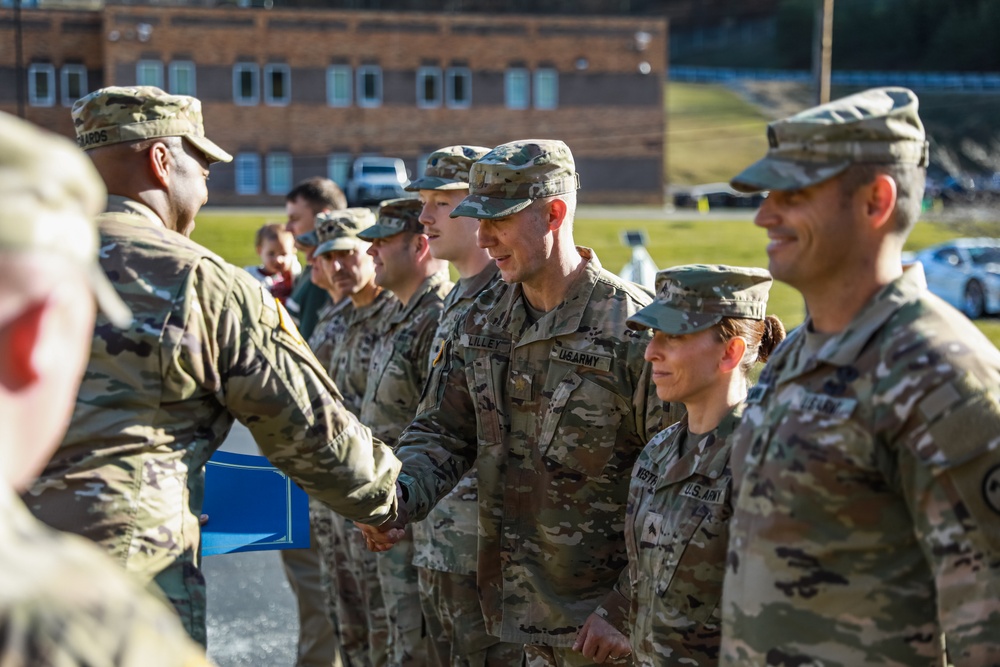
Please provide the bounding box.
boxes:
[644,508,725,624]
[539,373,630,479]
[471,357,504,446]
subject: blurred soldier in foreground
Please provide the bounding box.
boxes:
[722,87,1000,665]
[358,198,451,666]
[0,110,210,666]
[407,145,524,667]
[24,86,401,647]
[361,140,669,666]
[313,207,396,667]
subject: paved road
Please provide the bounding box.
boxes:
[205,423,299,666]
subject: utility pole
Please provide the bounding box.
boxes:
[813,0,834,104]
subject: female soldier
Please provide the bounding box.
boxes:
[621,264,785,666]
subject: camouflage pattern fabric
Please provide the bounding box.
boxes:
[722,265,1000,666]
[610,408,742,666]
[316,288,398,667]
[72,86,231,163]
[450,140,580,220]
[286,266,331,340]
[24,197,401,646]
[359,197,424,241]
[405,145,492,192]
[1,489,211,667]
[627,265,771,335]
[394,248,668,647]
[730,86,929,194]
[419,568,526,667]
[360,272,451,667]
[308,297,352,371]
[523,645,630,667]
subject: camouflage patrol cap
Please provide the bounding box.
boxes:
[731,87,929,193]
[405,145,492,191]
[0,111,132,328]
[450,139,580,220]
[627,264,772,334]
[359,198,424,240]
[314,208,376,256]
[72,86,233,164]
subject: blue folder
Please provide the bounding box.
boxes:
[202,450,310,557]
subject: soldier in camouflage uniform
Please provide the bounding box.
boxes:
[591,265,784,667]
[313,207,397,667]
[24,87,402,647]
[357,198,452,667]
[0,110,211,666]
[360,140,670,667]
[406,145,523,667]
[300,217,352,371]
[721,87,1000,666]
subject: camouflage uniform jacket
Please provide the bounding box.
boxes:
[360,272,452,447]
[612,407,740,667]
[722,265,1000,667]
[25,197,401,645]
[308,297,352,370]
[412,263,502,575]
[395,248,665,646]
[2,487,211,667]
[327,289,398,416]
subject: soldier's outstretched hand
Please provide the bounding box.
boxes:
[356,482,408,552]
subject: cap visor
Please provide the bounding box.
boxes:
[185,134,233,164]
[315,238,366,256]
[626,303,720,335]
[730,157,851,194]
[358,224,399,241]
[296,230,318,247]
[405,176,469,192]
[449,195,533,220]
[89,264,132,328]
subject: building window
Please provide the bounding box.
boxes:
[327,153,351,188]
[264,63,291,106]
[534,68,558,110]
[416,66,441,109]
[504,67,529,110]
[233,63,259,106]
[136,60,163,88]
[266,153,292,195]
[445,67,471,109]
[357,65,382,108]
[60,64,87,106]
[168,61,196,96]
[235,153,261,195]
[27,63,55,107]
[327,65,352,107]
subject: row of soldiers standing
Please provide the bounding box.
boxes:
[2,80,999,667]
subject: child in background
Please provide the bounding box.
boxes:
[244,223,302,303]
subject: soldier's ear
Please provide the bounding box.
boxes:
[865,173,897,232]
[147,141,172,189]
[545,197,568,232]
[719,335,747,374]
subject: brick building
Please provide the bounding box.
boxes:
[1,4,667,204]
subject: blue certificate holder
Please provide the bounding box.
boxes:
[202,450,310,556]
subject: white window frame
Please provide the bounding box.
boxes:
[445,66,472,109]
[136,59,164,88]
[533,68,558,110]
[235,153,261,195]
[60,64,87,106]
[233,63,259,106]
[266,152,293,195]
[27,63,55,107]
[416,66,442,109]
[356,65,382,109]
[326,65,352,107]
[327,153,351,188]
[504,67,529,110]
[263,63,291,106]
[168,60,196,96]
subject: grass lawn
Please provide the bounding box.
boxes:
[192,209,1000,347]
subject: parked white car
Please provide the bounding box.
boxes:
[346,157,410,206]
[915,238,1000,318]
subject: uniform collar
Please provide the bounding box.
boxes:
[485,246,603,346]
[105,195,166,228]
[456,262,501,302]
[780,263,927,380]
[656,403,742,488]
[389,271,449,325]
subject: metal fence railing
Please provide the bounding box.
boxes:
[671,66,1000,92]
